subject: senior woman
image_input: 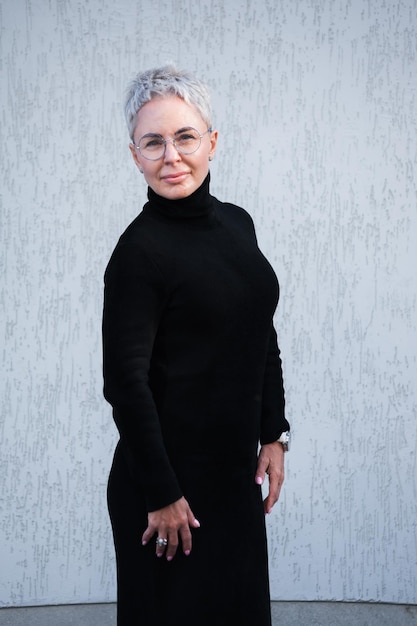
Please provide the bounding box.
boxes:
[102,65,290,626]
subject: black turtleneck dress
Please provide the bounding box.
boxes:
[103,175,289,626]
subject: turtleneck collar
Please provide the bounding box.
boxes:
[145,173,215,221]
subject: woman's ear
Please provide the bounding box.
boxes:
[208,129,218,162]
[129,143,143,173]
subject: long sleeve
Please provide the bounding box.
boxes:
[102,237,183,511]
[232,210,290,444]
[259,324,289,444]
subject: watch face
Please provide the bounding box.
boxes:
[278,431,290,451]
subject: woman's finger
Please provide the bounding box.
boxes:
[263,470,283,514]
[165,530,179,561]
[155,534,169,558]
[141,523,156,546]
[178,523,193,557]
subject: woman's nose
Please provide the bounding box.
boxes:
[164,140,181,162]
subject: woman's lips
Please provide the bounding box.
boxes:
[161,171,190,184]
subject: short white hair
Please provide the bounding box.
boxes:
[124,65,213,140]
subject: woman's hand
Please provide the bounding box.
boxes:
[255,442,285,514]
[142,496,200,561]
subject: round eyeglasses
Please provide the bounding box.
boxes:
[133,127,212,161]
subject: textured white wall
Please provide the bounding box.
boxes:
[1,0,416,608]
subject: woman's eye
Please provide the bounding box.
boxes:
[145,137,164,148]
[177,133,197,144]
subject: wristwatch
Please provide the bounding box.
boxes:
[277,430,290,452]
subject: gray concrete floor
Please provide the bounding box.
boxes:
[0,602,416,625]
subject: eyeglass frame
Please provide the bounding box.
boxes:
[132,126,213,161]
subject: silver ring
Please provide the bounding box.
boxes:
[156,537,168,547]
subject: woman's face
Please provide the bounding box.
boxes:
[129,95,218,200]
